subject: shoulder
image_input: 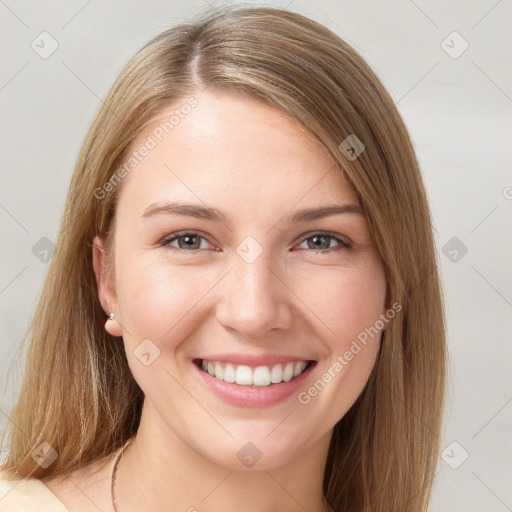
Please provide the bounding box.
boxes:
[0,467,69,511]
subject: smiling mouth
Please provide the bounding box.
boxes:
[193,358,315,387]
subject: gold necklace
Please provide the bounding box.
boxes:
[111,438,133,512]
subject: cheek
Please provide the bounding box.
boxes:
[293,267,386,421]
[293,264,386,348]
[116,255,217,347]
[116,260,219,394]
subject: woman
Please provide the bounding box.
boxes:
[0,4,446,511]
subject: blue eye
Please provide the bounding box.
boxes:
[163,232,212,251]
[297,233,352,253]
[161,231,352,253]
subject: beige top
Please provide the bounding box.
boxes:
[0,468,69,511]
[0,467,335,512]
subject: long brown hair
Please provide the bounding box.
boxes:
[0,5,446,511]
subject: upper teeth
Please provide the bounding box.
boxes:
[200,359,309,387]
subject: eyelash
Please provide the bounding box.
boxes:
[160,231,352,254]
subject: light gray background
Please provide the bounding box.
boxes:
[1,0,511,510]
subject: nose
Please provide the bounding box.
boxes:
[215,251,293,339]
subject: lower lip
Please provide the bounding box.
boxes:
[191,360,316,408]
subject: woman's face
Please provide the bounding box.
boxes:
[94,89,387,470]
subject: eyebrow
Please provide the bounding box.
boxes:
[141,201,363,223]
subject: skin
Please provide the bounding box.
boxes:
[43,89,387,512]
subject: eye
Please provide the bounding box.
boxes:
[296,232,352,253]
[162,231,213,251]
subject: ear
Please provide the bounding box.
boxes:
[92,235,123,337]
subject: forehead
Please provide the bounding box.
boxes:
[115,90,359,215]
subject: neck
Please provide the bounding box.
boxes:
[114,400,332,512]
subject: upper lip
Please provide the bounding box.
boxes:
[193,353,315,367]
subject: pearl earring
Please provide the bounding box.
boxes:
[109,313,115,321]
